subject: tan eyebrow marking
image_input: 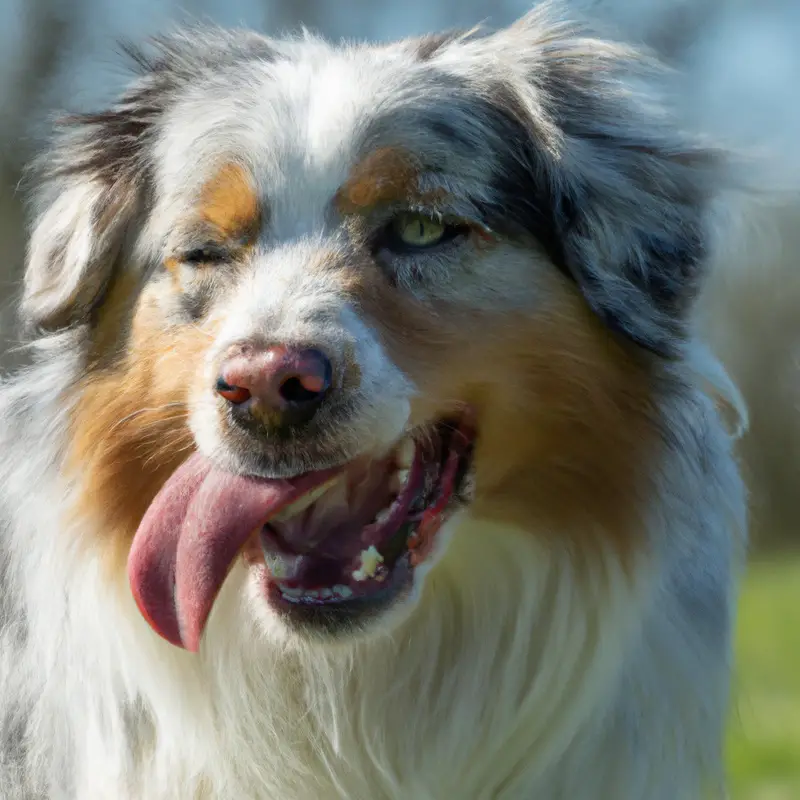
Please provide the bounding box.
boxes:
[198,163,261,242]
[336,147,431,213]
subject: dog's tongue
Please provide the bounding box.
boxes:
[127,452,339,651]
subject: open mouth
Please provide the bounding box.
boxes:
[244,417,474,615]
[128,414,475,651]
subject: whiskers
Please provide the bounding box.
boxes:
[108,402,189,435]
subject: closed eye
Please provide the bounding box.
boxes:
[180,246,228,265]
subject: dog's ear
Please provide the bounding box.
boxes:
[479,7,723,358]
[21,39,177,333]
[23,170,142,332]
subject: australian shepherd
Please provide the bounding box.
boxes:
[1,1,796,797]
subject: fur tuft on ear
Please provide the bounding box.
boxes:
[21,75,161,333]
[468,2,725,357]
[23,175,140,332]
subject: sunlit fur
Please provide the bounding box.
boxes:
[0,3,764,798]
[579,0,800,544]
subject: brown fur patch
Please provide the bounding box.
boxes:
[199,163,261,242]
[163,256,180,274]
[87,269,143,367]
[353,264,661,557]
[69,287,212,574]
[336,148,425,213]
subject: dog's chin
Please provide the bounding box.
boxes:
[242,555,418,644]
[235,416,476,643]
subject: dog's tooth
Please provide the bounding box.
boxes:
[396,437,415,469]
[396,469,410,488]
[264,551,302,579]
[280,585,302,598]
[375,508,391,525]
[272,477,342,522]
[319,588,333,599]
[333,585,353,599]
[304,589,320,600]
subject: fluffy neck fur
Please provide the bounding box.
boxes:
[0,334,745,799]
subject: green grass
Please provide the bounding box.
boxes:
[727,554,800,799]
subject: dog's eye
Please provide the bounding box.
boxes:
[392,213,446,248]
[378,212,469,256]
[182,246,227,265]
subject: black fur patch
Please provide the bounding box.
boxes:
[463,77,710,358]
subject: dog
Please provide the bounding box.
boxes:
[5,0,796,796]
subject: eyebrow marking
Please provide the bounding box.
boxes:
[336,147,423,213]
[336,147,466,219]
[198,162,261,242]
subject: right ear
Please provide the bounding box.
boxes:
[21,39,168,333]
[23,174,141,332]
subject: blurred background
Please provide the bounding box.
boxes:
[0,0,797,797]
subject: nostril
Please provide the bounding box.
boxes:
[279,375,323,405]
[216,377,252,405]
[278,349,332,405]
[278,349,332,406]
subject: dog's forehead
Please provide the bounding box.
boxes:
[152,40,487,230]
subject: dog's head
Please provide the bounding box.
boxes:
[23,9,718,651]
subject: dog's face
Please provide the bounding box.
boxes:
[23,13,716,651]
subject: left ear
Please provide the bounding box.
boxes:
[485,6,724,358]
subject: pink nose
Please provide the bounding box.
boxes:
[216,345,332,428]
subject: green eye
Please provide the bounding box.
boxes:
[391,212,446,248]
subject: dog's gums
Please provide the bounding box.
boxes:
[128,416,475,651]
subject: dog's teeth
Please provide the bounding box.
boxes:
[396,469,410,488]
[282,584,356,603]
[264,551,302,580]
[375,508,391,525]
[272,478,341,522]
[396,438,415,469]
